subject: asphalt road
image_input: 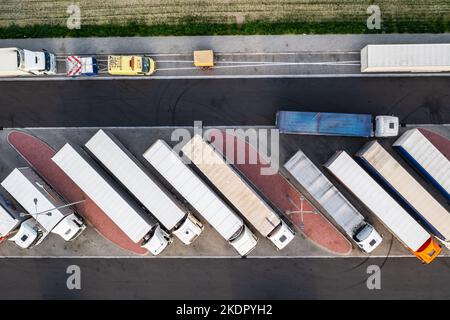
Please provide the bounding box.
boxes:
[0,77,449,127]
[1,257,449,299]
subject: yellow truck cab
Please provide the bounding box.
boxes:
[108,55,155,76]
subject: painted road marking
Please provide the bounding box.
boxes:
[0,255,424,259]
[1,72,450,81]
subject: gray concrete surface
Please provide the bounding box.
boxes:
[1,34,450,55]
[0,126,448,259]
[1,256,450,299]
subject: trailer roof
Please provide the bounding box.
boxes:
[324,151,430,251]
[1,167,69,232]
[393,129,450,199]
[284,149,364,234]
[361,44,450,72]
[85,130,185,230]
[356,141,450,240]
[0,203,18,235]
[276,111,373,137]
[52,143,153,243]
[143,139,243,241]
[181,135,280,237]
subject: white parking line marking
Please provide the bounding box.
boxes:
[0,254,437,259]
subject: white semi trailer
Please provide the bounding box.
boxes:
[284,149,382,253]
[361,44,450,73]
[143,139,258,256]
[0,47,56,76]
[85,129,204,245]
[2,167,86,241]
[52,143,171,255]
[181,134,295,250]
[356,140,450,249]
[324,151,441,264]
[0,192,45,249]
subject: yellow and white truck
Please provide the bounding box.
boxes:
[108,55,155,76]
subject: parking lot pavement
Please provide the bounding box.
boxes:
[0,126,448,258]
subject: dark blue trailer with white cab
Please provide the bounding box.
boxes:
[276,111,399,138]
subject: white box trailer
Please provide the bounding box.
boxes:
[85,130,203,245]
[181,134,295,250]
[324,151,441,264]
[0,193,45,249]
[52,143,171,255]
[356,140,450,249]
[284,149,382,253]
[2,167,86,241]
[393,128,450,202]
[143,139,258,256]
[361,44,450,73]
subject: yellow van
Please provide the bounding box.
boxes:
[108,55,155,76]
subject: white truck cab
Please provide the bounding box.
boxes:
[51,213,86,241]
[172,213,204,245]
[0,194,45,249]
[268,220,296,250]
[8,219,45,249]
[0,47,56,76]
[374,116,399,137]
[141,225,172,255]
[353,223,383,253]
[229,225,258,256]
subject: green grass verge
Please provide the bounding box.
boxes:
[1,19,449,39]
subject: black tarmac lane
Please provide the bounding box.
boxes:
[0,77,449,128]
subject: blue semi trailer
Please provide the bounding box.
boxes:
[276,111,399,138]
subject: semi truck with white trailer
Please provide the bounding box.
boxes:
[0,192,45,249]
[52,143,171,255]
[393,128,450,202]
[85,129,204,245]
[181,134,295,250]
[324,151,441,264]
[143,139,258,256]
[356,140,450,248]
[1,167,86,242]
[361,44,450,73]
[0,47,56,76]
[284,149,382,253]
[276,111,399,138]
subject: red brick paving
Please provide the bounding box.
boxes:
[7,130,147,255]
[419,128,450,161]
[209,131,352,255]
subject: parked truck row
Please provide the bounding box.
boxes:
[356,140,450,249]
[0,125,447,262]
[0,130,280,255]
[324,150,441,264]
[180,134,295,250]
[143,139,258,256]
[284,149,382,253]
[278,124,449,264]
